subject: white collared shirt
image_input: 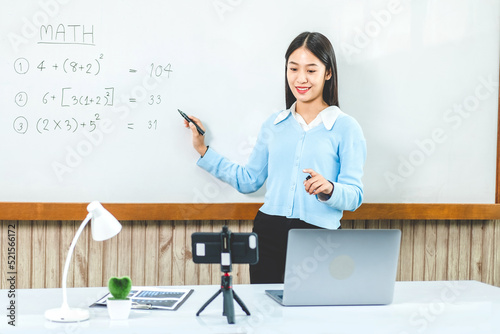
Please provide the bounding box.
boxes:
[273,102,343,131]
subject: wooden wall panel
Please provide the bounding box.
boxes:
[172,221,186,286]
[1,219,499,290]
[424,221,437,281]
[31,221,46,289]
[0,222,7,289]
[59,221,75,292]
[400,220,414,281]
[470,222,484,281]
[45,221,60,288]
[101,225,118,288]
[435,222,449,281]
[412,220,426,281]
[389,220,403,281]
[447,221,459,280]
[158,220,173,286]
[116,221,132,280]
[144,220,160,286]
[482,221,495,285]
[88,225,103,288]
[184,221,199,286]
[494,221,500,286]
[74,222,88,289]
[130,221,147,286]
[197,221,213,286]
[17,221,32,289]
[458,221,472,280]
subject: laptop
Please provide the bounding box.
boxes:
[265,229,401,306]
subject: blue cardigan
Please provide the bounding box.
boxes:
[197,107,366,229]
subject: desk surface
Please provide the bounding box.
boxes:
[1,281,499,334]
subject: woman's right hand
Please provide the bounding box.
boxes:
[183,115,208,157]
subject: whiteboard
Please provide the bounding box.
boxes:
[0,0,498,204]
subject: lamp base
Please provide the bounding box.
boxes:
[45,307,90,322]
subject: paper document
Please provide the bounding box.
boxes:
[91,287,194,311]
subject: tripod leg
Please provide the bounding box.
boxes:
[196,289,222,316]
[232,290,251,316]
[222,287,235,324]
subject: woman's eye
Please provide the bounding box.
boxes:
[308,70,316,73]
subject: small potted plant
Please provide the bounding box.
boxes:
[107,276,132,320]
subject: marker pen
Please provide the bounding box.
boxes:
[178,109,205,136]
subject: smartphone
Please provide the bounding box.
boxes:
[191,231,258,265]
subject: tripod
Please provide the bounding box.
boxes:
[196,226,251,324]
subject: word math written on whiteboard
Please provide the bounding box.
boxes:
[11,23,173,136]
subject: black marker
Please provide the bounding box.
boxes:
[305,175,311,181]
[178,109,205,136]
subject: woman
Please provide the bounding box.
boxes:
[183,32,366,284]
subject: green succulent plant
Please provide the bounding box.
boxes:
[108,276,132,300]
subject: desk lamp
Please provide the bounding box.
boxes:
[45,201,122,322]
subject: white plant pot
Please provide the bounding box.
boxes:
[107,298,132,320]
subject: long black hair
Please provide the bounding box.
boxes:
[285,32,339,109]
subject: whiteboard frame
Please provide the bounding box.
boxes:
[1,202,500,221]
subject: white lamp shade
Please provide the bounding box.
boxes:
[87,201,122,241]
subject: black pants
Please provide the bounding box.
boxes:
[249,211,325,284]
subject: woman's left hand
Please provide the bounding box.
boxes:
[303,168,334,197]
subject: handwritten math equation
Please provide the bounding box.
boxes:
[12,23,172,136]
[42,87,115,107]
[14,55,103,76]
[13,115,159,135]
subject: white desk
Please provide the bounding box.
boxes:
[1,281,499,333]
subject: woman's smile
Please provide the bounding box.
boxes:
[295,86,311,94]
